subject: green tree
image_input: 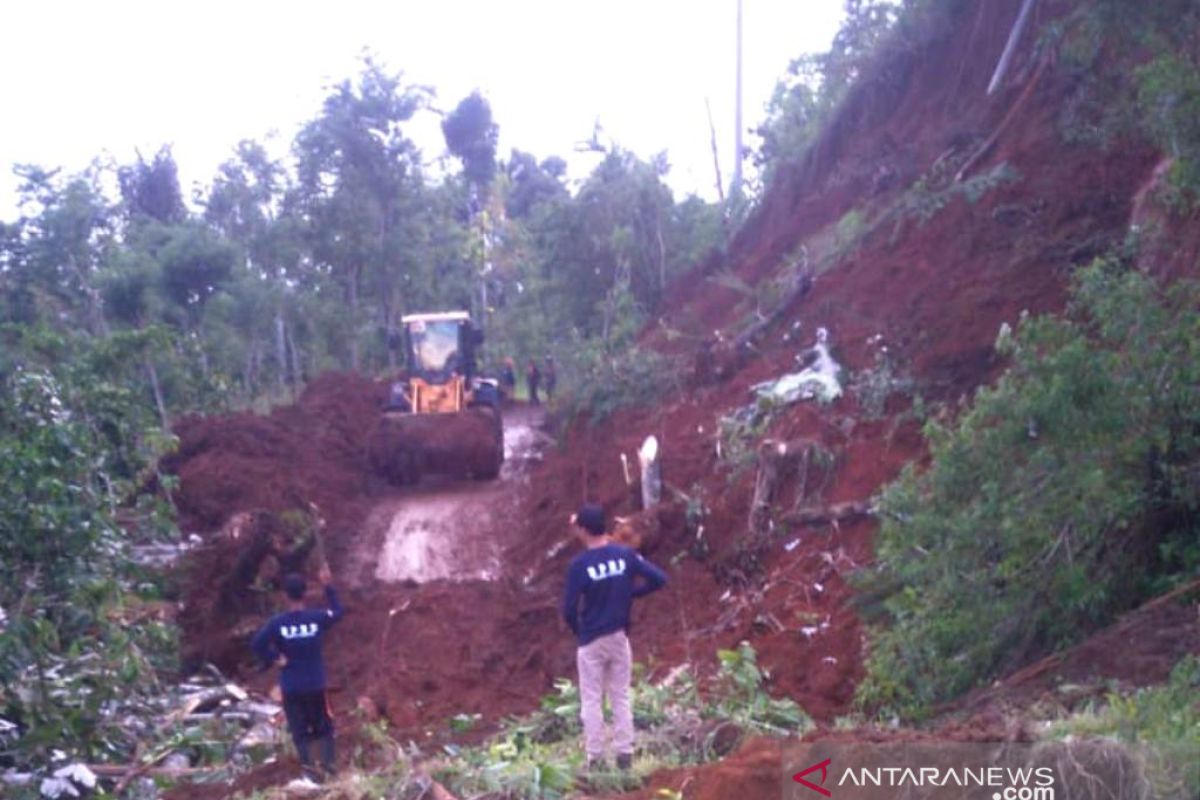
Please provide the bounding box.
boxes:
[755,0,901,184]
[3,165,115,332]
[503,149,569,220]
[442,91,499,192]
[292,58,431,370]
[857,259,1200,717]
[117,145,186,224]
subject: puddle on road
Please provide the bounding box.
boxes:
[375,495,501,582]
[372,407,550,584]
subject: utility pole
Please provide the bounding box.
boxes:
[732,0,744,195]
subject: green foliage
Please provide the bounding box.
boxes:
[1056,0,1200,205]
[892,162,1020,232]
[856,258,1200,718]
[431,644,811,800]
[1137,55,1200,206]
[755,0,903,184]
[718,399,779,474]
[711,642,808,732]
[558,330,685,423]
[442,92,499,190]
[849,341,914,420]
[1048,657,1200,796]
[0,329,180,777]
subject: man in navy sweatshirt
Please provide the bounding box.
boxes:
[251,566,344,782]
[561,503,667,771]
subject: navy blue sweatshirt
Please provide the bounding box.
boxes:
[562,543,668,646]
[251,585,344,694]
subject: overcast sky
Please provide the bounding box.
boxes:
[0,1,844,215]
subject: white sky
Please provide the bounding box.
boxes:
[0,1,844,216]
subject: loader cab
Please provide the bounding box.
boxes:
[400,311,485,414]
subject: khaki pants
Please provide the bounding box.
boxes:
[576,630,634,760]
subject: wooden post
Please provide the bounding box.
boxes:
[638,435,662,510]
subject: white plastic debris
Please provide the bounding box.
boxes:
[751,327,842,405]
[285,777,322,793]
[0,717,17,743]
[800,626,821,639]
[822,656,839,665]
[40,764,96,799]
[3,769,33,787]
[784,539,800,552]
[813,582,825,594]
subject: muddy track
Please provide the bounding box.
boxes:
[349,406,553,586]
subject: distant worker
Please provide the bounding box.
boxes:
[527,358,542,406]
[385,376,410,412]
[251,567,344,784]
[561,504,667,771]
[500,358,517,400]
[544,355,557,403]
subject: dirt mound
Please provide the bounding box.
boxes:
[367,406,502,485]
[166,372,383,533]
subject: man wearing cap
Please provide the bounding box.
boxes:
[562,503,668,771]
[251,566,344,783]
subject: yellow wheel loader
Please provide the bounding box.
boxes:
[367,311,504,485]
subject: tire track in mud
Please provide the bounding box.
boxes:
[350,405,554,586]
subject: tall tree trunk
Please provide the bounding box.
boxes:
[275,310,288,393]
[733,0,744,192]
[655,210,667,302]
[145,356,169,430]
[287,326,302,401]
[348,265,361,371]
[988,0,1038,95]
[244,341,257,395]
[384,297,398,371]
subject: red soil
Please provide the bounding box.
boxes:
[159,0,1195,796]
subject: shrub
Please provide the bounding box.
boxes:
[855,258,1200,718]
[1048,656,1200,797]
[0,330,180,791]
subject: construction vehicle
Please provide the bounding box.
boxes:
[367,311,504,485]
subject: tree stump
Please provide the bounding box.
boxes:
[749,438,819,535]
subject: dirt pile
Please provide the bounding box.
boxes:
[367,406,502,485]
[165,372,383,534]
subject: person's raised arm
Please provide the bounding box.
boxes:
[319,565,344,623]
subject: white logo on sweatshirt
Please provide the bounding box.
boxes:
[280,623,318,639]
[587,558,627,582]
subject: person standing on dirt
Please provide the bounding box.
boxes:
[251,566,344,783]
[562,504,668,771]
[385,376,410,412]
[543,355,557,404]
[501,358,517,401]
[527,358,542,405]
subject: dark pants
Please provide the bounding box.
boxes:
[283,690,335,774]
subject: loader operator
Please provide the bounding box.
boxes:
[251,567,344,783]
[561,504,667,771]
